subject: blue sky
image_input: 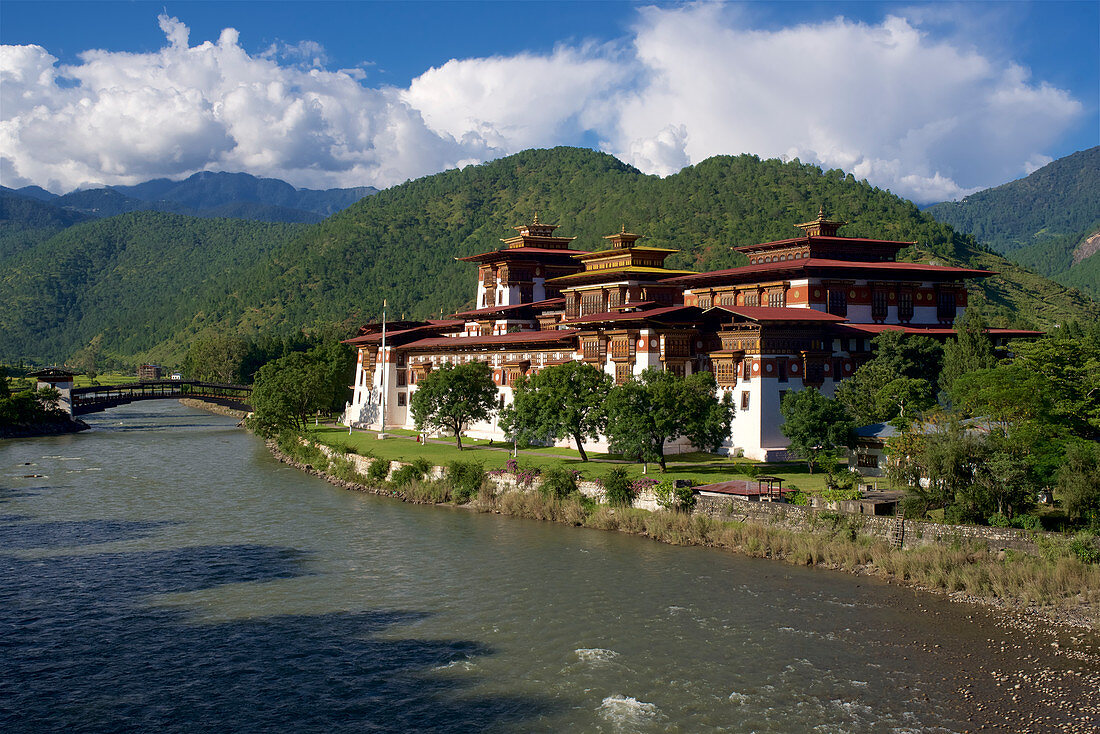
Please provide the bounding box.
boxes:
[2,1,1096,202]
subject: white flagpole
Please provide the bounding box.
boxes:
[379,299,387,438]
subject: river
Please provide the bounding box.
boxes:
[0,401,1088,732]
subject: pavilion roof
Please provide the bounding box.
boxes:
[449,298,565,319]
[402,329,578,350]
[664,258,994,288]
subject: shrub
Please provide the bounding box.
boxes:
[1013,514,1041,531]
[447,460,486,503]
[1069,532,1100,565]
[540,467,578,500]
[366,458,391,484]
[601,467,636,507]
[389,459,433,489]
[988,512,1011,528]
[654,479,696,512]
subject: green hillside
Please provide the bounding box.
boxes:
[926,146,1100,298]
[2,147,1097,366]
[0,190,93,262]
[0,213,305,363]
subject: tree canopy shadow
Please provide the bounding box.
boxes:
[0,517,550,733]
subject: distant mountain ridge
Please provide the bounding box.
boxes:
[4,171,378,224]
[926,147,1100,298]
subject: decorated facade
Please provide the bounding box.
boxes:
[342,212,1034,460]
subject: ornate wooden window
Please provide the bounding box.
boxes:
[937,290,957,322]
[716,361,737,386]
[520,284,533,302]
[742,360,752,380]
[740,391,751,411]
[827,289,847,317]
[582,339,602,361]
[608,289,623,309]
[665,362,685,378]
[697,295,713,309]
[872,290,888,321]
[806,362,825,384]
[615,362,632,385]
[768,290,786,308]
[396,370,407,387]
[719,293,736,306]
[580,292,602,316]
[610,339,631,359]
[565,294,579,319]
[898,291,914,322]
[663,336,691,358]
[743,291,760,307]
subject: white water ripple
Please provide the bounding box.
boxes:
[598,695,659,729]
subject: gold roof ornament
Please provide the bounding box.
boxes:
[795,205,847,237]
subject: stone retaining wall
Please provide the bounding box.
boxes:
[694,495,1042,554]
[311,440,1043,555]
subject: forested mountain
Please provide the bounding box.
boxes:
[0,213,306,363]
[0,189,93,262]
[926,147,1100,298]
[2,147,1097,367]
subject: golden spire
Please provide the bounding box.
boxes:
[621,223,626,234]
[533,211,540,225]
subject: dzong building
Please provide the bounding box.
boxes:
[342,211,1032,460]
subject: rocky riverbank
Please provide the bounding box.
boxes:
[0,417,90,439]
[178,398,249,420]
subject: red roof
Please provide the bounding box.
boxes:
[563,305,700,325]
[402,329,578,350]
[664,258,994,287]
[449,298,565,318]
[708,305,848,323]
[733,235,914,252]
[456,247,586,262]
[836,324,1044,338]
[342,320,463,345]
[695,480,792,497]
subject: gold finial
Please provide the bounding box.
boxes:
[818,204,825,219]
[621,223,626,234]
[533,211,540,225]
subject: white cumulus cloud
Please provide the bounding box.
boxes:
[0,7,1085,203]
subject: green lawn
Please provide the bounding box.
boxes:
[306,424,834,490]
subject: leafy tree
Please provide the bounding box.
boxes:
[1058,441,1100,528]
[940,308,997,393]
[0,366,9,400]
[949,363,1053,429]
[1010,326,1100,436]
[605,368,733,472]
[185,333,250,384]
[248,351,333,434]
[409,361,497,450]
[836,363,935,427]
[501,361,611,461]
[779,388,855,474]
[868,329,944,382]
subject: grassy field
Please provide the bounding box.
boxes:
[307,424,836,491]
[6,372,137,391]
